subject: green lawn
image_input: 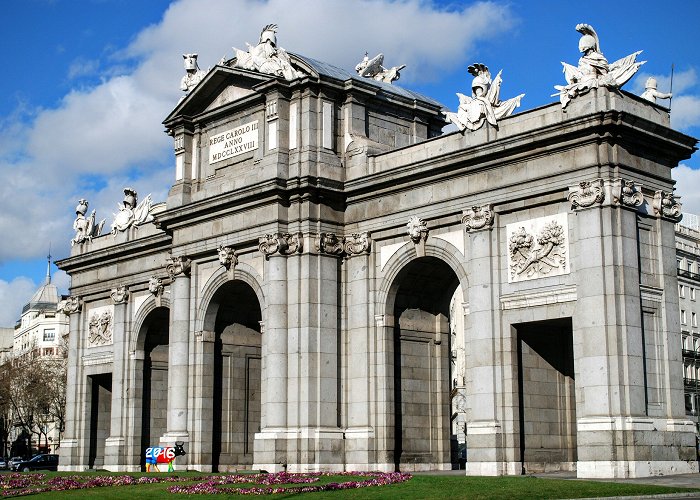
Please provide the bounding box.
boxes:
[0,471,697,499]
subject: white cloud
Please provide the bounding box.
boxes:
[0,277,36,327]
[633,67,697,95]
[673,164,700,216]
[0,0,515,266]
[671,95,700,130]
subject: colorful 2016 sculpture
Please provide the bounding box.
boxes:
[145,441,186,472]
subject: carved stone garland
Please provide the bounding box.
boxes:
[568,179,605,209]
[462,205,495,231]
[652,190,682,221]
[110,285,130,304]
[166,256,192,278]
[612,179,644,208]
[258,232,303,259]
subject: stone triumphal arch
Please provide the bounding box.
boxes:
[57,24,698,478]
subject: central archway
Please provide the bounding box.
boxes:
[388,256,461,471]
[208,280,262,472]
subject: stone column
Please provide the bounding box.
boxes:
[253,233,293,471]
[189,329,215,472]
[342,233,376,469]
[162,256,191,448]
[462,206,516,475]
[57,297,83,471]
[104,285,130,471]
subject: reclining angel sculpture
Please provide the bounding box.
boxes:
[554,24,645,108]
[444,63,524,132]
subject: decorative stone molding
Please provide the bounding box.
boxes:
[166,256,192,278]
[218,245,238,270]
[462,205,495,231]
[611,178,644,208]
[507,213,569,283]
[110,285,130,304]
[652,190,682,221]
[568,179,605,209]
[344,232,371,257]
[315,232,344,256]
[148,277,164,307]
[173,135,185,153]
[88,311,113,346]
[258,232,303,259]
[59,296,82,315]
[266,100,278,121]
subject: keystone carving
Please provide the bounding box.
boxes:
[59,296,82,315]
[612,179,644,208]
[218,245,238,270]
[407,216,429,243]
[315,232,344,256]
[258,232,303,259]
[344,233,371,257]
[652,190,682,221]
[148,276,164,307]
[110,285,130,304]
[568,179,605,209]
[462,205,495,231]
[166,256,192,278]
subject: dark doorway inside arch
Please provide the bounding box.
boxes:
[391,257,460,471]
[87,373,112,469]
[139,307,169,470]
[515,318,576,473]
[211,281,262,472]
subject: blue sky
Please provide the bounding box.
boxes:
[1,0,699,325]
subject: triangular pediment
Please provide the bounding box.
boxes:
[164,65,273,125]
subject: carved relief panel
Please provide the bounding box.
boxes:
[87,305,114,347]
[506,213,570,283]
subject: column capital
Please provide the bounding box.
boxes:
[166,255,191,278]
[462,204,495,232]
[258,232,303,259]
[59,296,82,315]
[344,232,371,258]
[652,190,682,221]
[568,178,604,210]
[315,232,344,256]
[611,178,644,209]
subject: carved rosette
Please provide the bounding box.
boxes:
[88,311,113,346]
[218,245,238,270]
[344,233,371,257]
[315,232,344,256]
[258,232,303,259]
[407,216,429,243]
[652,190,682,221]
[462,205,495,232]
[166,256,192,278]
[60,296,82,315]
[568,179,605,209]
[110,285,130,304]
[612,179,644,208]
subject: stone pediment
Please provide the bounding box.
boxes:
[165,65,274,123]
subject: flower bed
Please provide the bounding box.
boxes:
[0,471,411,497]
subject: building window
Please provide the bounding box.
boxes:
[689,261,694,273]
[681,310,687,324]
[680,285,686,298]
[692,288,697,301]
[43,329,55,342]
[694,312,698,328]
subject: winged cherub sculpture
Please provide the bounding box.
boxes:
[444,63,524,132]
[554,24,645,108]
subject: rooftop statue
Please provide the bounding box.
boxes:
[230,24,303,80]
[554,24,645,108]
[71,199,105,246]
[640,76,672,103]
[180,53,207,93]
[355,52,406,84]
[444,63,524,132]
[111,188,154,235]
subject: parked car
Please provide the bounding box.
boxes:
[7,457,23,470]
[12,454,59,472]
[0,457,7,470]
